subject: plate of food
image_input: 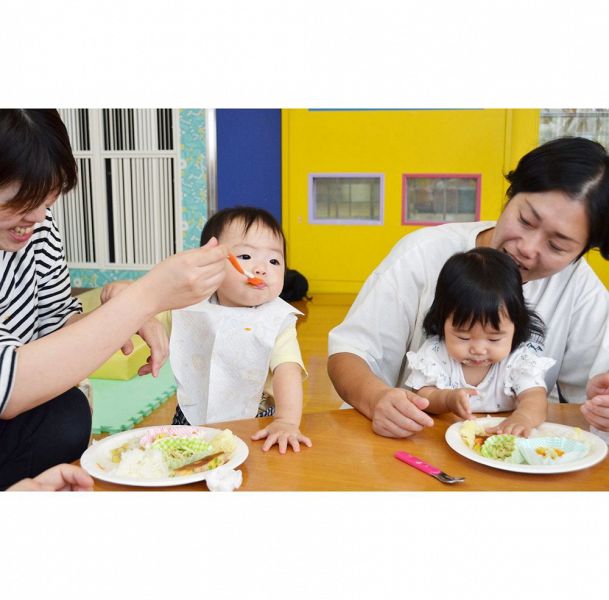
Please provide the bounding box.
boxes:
[80,425,249,487]
[445,417,608,474]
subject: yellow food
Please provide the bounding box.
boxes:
[534,447,565,459]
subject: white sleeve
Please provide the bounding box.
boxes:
[504,343,556,397]
[558,267,609,403]
[404,338,453,390]
[328,238,431,387]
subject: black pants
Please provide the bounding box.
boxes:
[0,387,92,490]
[172,400,276,425]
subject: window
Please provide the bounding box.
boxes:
[403,174,480,225]
[309,174,383,224]
[54,109,181,269]
[540,109,609,147]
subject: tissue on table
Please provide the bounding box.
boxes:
[205,468,243,492]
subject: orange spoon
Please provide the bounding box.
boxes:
[227,253,265,286]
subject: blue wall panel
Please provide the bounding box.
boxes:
[216,109,282,222]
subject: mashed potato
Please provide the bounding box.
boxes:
[114,447,170,479]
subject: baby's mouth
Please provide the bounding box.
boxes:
[464,358,491,366]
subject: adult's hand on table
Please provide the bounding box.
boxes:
[581,372,609,431]
[7,464,94,492]
[371,388,434,438]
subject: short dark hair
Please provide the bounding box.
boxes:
[505,136,609,259]
[423,247,544,351]
[200,206,286,257]
[0,109,77,213]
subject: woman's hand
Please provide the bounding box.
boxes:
[7,464,94,491]
[371,388,434,438]
[136,238,228,314]
[581,372,609,431]
[251,419,312,454]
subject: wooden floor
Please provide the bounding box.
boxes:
[130,293,356,429]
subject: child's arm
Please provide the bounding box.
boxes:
[492,387,548,437]
[416,386,476,420]
[251,362,312,454]
[97,280,170,376]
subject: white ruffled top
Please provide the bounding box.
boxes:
[404,336,556,412]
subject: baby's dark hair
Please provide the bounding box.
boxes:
[422,247,544,351]
[200,206,286,257]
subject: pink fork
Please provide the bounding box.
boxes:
[394,451,465,484]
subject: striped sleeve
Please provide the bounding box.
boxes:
[0,345,17,416]
[34,211,82,338]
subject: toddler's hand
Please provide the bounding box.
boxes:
[447,389,476,420]
[488,412,533,438]
[100,280,132,304]
[133,317,169,377]
[251,419,312,454]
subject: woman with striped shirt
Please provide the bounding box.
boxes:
[0,110,229,489]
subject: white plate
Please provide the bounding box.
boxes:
[81,426,249,487]
[445,417,608,474]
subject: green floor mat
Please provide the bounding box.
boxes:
[90,362,176,434]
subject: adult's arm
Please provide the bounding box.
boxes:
[328,353,433,438]
[2,241,227,418]
[327,229,448,437]
[34,213,83,337]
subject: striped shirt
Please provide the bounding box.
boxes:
[0,209,82,415]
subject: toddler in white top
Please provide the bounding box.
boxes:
[170,207,312,454]
[405,247,555,437]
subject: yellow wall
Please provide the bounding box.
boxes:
[281,108,609,292]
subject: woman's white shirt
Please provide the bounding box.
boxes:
[328,221,609,403]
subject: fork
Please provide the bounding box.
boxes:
[394,451,465,484]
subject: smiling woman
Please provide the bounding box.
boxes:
[328,137,609,439]
[0,110,230,490]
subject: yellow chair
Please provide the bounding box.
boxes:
[78,288,170,381]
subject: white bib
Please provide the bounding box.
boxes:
[170,297,301,425]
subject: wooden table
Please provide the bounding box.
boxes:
[87,404,609,491]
